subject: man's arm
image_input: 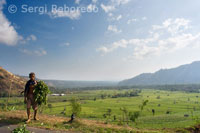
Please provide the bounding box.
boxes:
[24,82,29,97]
[24,81,29,103]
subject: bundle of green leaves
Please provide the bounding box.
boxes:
[34,81,51,106]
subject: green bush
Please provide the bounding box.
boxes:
[70,98,81,117]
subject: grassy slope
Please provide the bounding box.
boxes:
[0,110,169,133]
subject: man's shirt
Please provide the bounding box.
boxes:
[24,80,37,97]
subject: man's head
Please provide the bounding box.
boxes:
[29,72,35,81]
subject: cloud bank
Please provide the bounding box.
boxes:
[97,18,200,59]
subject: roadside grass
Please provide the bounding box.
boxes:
[0,110,168,133]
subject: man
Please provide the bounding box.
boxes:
[24,72,38,123]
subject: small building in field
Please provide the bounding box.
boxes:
[51,93,66,96]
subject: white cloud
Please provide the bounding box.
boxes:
[127,18,137,24]
[113,0,131,5]
[97,36,158,56]
[87,4,97,12]
[152,18,190,35]
[101,0,131,13]
[20,48,47,56]
[97,39,128,54]
[98,18,200,59]
[75,0,81,4]
[108,13,113,17]
[20,34,37,44]
[0,0,21,46]
[34,49,47,56]
[48,10,81,20]
[96,46,109,54]
[27,35,37,41]
[127,17,147,24]
[142,17,147,20]
[116,15,122,21]
[101,4,115,13]
[107,25,122,33]
[0,0,5,10]
[108,14,122,21]
[61,42,70,47]
[0,0,36,46]
[92,0,98,3]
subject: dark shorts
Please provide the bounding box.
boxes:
[27,94,38,110]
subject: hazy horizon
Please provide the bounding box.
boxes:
[2,60,199,82]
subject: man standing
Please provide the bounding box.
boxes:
[24,72,38,123]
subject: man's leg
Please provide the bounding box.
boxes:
[33,103,38,120]
[26,108,31,123]
[34,109,38,120]
[27,108,31,119]
[26,99,31,123]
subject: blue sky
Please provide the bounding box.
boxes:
[1,0,200,81]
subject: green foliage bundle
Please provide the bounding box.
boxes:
[12,124,30,133]
[34,81,51,106]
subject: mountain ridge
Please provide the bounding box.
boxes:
[119,61,200,86]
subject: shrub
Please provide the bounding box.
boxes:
[70,98,81,117]
[94,97,97,101]
[156,96,161,99]
[129,111,140,123]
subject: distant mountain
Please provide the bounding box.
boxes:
[19,76,118,89]
[119,61,200,86]
[44,80,117,89]
[0,66,26,94]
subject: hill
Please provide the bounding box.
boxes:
[19,76,117,89]
[119,61,200,86]
[0,66,26,95]
[44,80,118,89]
